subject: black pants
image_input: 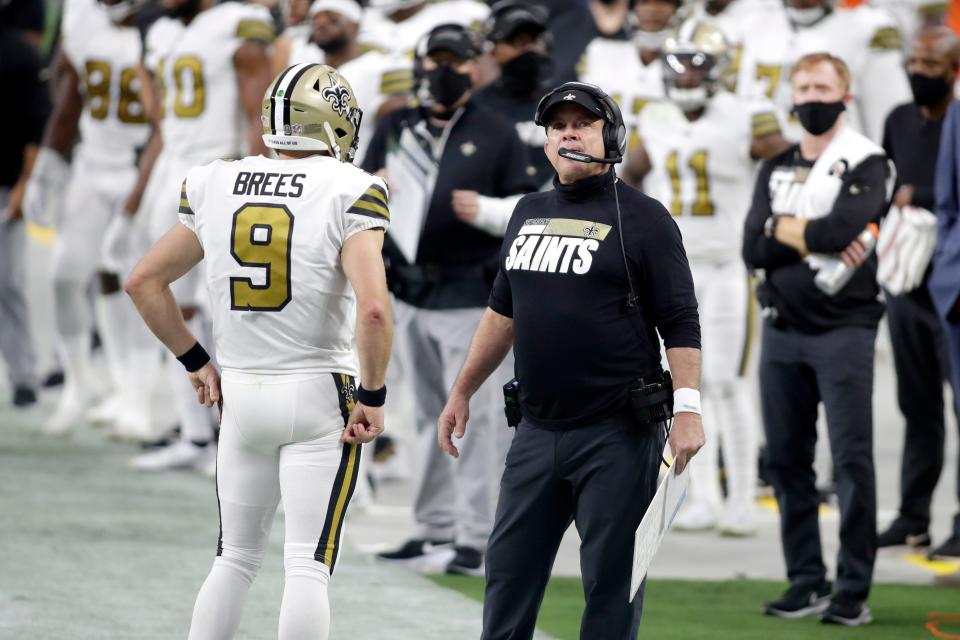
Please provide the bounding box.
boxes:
[759,322,877,601]
[887,290,960,533]
[482,412,663,640]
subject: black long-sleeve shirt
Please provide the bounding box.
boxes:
[489,170,700,428]
[882,101,944,305]
[742,145,888,334]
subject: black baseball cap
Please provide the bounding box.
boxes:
[419,23,482,59]
[487,1,548,42]
[534,82,613,126]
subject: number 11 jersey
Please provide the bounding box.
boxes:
[179,154,390,374]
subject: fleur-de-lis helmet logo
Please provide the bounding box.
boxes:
[322,74,352,118]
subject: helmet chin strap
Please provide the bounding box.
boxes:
[323,122,342,162]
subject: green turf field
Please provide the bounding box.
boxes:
[431,575,960,640]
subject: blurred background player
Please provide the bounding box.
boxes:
[579,0,682,154]
[474,0,554,192]
[125,63,392,639]
[118,0,275,471]
[737,0,911,142]
[359,0,490,58]
[626,19,789,534]
[23,0,152,436]
[0,1,49,409]
[271,0,412,166]
[364,24,537,575]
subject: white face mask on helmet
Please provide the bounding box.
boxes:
[785,4,828,26]
[100,0,147,22]
[667,86,710,112]
[633,28,671,53]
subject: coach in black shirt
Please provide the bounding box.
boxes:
[876,26,960,560]
[438,81,703,639]
[743,54,891,626]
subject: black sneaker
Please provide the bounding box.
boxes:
[820,593,873,626]
[42,370,64,388]
[928,534,960,560]
[12,386,37,407]
[763,582,832,618]
[447,546,484,577]
[878,520,931,548]
[376,538,452,563]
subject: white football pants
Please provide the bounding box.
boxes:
[189,370,362,640]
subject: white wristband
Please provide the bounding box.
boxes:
[673,388,701,415]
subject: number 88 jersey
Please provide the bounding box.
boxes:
[179,155,390,375]
[638,91,781,263]
[144,3,274,161]
[61,0,150,167]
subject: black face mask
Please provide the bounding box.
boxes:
[909,72,952,107]
[792,100,845,135]
[424,65,472,108]
[500,51,551,96]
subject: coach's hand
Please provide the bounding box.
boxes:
[438,392,470,459]
[342,404,384,444]
[190,362,221,409]
[669,412,705,474]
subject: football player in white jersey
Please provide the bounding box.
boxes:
[125,64,392,640]
[23,0,151,435]
[359,0,490,58]
[579,0,681,153]
[117,0,275,471]
[271,0,412,165]
[629,20,790,534]
[737,0,911,142]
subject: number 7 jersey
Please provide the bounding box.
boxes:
[179,155,390,374]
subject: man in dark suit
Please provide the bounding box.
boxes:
[929,81,960,561]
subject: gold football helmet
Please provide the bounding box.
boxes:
[661,20,733,112]
[261,64,363,163]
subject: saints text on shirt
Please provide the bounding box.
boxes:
[504,218,613,275]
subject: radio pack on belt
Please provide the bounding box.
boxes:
[629,369,674,426]
[503,378,522,427]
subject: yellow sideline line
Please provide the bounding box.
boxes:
[756,495,834,516]
[903,554,960,577]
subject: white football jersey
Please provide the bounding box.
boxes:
[60,0,149,166]
[180,154,390,374]
[579,38,664,152]
[736,5,910,142]
[359,0,489,57]
[639,92,781,262]
[144,3,275,161]
[284,35,413,165]
[869,0,946,49]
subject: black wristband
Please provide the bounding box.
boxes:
[176,342,210,372]
[357,383,386,407]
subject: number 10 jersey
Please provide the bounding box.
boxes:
[179,154,390,375]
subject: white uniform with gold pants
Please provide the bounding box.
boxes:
[639,92,775,532]
[180,154,390,639]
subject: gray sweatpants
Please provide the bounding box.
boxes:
[0,190,38,389]
[400,303,503,551]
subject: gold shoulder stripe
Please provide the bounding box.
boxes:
[575,52,587,78]
[751,112,781,138]
[359,43,389,54]
[236,19,275,43]
[381,70,413,94]
[365,183,388,204]
[917,1,947,16]
[869,26,901,50]
[179,179,195,215]
[348,199,390,220]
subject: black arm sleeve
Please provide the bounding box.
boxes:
[360,115,391,174]
[741,158,802,270]
[803,154,889,253]
[639,214,700,350]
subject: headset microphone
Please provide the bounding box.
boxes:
[558,148,622,165]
